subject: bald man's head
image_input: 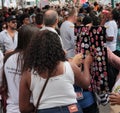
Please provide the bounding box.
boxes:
[43,10,58,26]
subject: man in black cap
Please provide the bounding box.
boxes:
[0,15,18,54]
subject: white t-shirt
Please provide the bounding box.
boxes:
[104,20,118,51]
[4,52,21,113]
[30,61,77,109]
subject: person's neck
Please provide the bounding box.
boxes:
[7,28,15,33]
[37,24,43,29]
[51,25,56,29]
[47,25,56,29]
[67,18,74,24]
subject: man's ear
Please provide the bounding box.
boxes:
[56,18,58,24]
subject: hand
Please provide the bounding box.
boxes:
[84,54,93,66]
[109,92,120,105]
[72,53,83,66]
[102,14,107,20]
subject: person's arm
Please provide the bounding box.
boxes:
[107,47,120,70]
[0,51,4,87]
[71,54,93,89]
[100,14,108,26]
[19,70,35,113]
[72,53,83,66]
[109,92,120,105]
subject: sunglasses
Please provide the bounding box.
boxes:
[11,20,17,24]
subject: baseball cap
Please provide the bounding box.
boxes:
[7,15,16,22]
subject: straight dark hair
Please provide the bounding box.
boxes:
[1,24,39,99]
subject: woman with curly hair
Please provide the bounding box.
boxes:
[19,30,93,113]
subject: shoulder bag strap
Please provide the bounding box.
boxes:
[34,77,49,113]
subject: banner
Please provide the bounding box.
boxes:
[4,0,10,7]
[4,0,17,8]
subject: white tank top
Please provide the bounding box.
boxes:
[30,61,77,109]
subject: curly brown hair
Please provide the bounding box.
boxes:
[23,30,67,76]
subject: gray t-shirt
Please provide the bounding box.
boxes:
[60,21,76,58]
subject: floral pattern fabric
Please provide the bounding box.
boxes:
[75,26,109,94]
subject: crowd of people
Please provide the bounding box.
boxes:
[0,1,120,113]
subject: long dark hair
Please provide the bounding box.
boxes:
[23,30,67,76]
[17,24,39,51]
[1,24,39,99]
[16,24,40,73]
